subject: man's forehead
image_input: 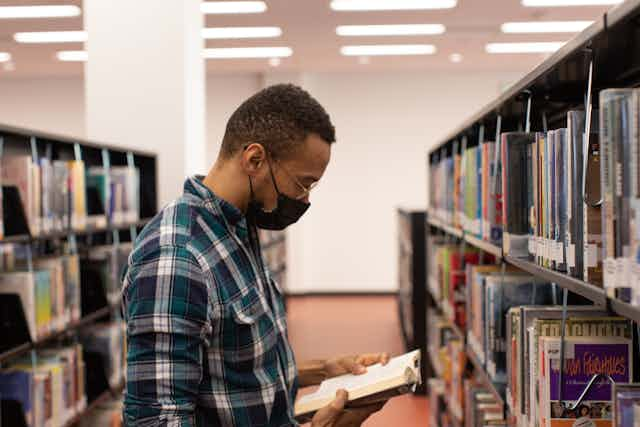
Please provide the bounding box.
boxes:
[284,134,331,175]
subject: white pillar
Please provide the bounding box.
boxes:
[84,0,205,208]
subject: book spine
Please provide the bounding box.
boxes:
[632,91,640,306]
[558,129,568,272]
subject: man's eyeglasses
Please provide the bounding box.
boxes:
[273,159,318,200]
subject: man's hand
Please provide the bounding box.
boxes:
[324,353,390,378]
[310,390,387,427]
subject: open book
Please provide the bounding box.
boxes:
[294,349,421,422]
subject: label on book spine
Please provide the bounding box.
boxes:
[604,258,617,296]
[567,244,576,268]
[585,244,599,268]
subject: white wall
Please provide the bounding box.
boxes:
[205,74,262,166]
[0,69,525,294]
[284,70,525,293]
[0,77,86,138]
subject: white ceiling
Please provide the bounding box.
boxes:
[0,0,617,78]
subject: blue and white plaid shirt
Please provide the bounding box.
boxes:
[122,176,298,426]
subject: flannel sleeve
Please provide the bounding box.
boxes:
[122,244,211,427]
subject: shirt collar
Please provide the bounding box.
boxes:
[184,175,246,228]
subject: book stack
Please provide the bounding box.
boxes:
[83,243,132,306]
[507,312,631,427]
[0,254,81,342]
[86,166,140,226]
[79,321,126,389]
[430,140,503,244]
[466,268,556,384]
[0,344,87,427]
[1,157,88,236]
[599,89,640,303]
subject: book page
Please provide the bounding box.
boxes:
[297,350,419,406]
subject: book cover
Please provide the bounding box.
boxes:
[502,132,535,257]
[69,161,87,230]
[541,336,632,427]
[491,134,503,245]
[35,270,51,339]
[484,274,554,383]
[2,156,36,235]
[52,161,70,231]
[567,110,586,279]
[0,271,38,341]
[483,142,497,241]
[613,384,640,427]
[632,91,640,306]
[584,131,604,286]
[557,128,569,272]
[0,370,34,427]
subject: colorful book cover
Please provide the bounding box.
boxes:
[541,337,632,427]
[35,270,51,339]
[70,161,87,230]
[491,135,503,245]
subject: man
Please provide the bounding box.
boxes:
[122,84,389,426]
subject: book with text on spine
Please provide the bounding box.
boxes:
[294,350,421,422]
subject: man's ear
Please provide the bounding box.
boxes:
[240,143,267,176]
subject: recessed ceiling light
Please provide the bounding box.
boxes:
[331,0,456,11]
[204,47,293,59]
[14,31,87,43]
[201,1,267,14]
[57,50,87,62]
[341,44,436,56]
[501,21,593,33]
[336,24,445,36]
[449,53,463,63]
[522,0,621,6]
[0,5,81,19]
[485,42,565,53]
[0,52,12,63]
[268,57,281,67]
[202,27,282,39]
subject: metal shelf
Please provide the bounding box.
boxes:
[504,255,607,306]
[63,380,124,427]
[427,214,463,238]
[428,0,640,155]
[0,304,117,364]
[466,347,505,409]
[1,218,151,245]
[464,233,503,259]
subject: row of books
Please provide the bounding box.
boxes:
[0,321,126,427]
[0,155,140,238]
[429,88,640,305]
[0,244,131,344]
[427,240,635,427]
[0,344,87,427]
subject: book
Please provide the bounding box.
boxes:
[0,270,53,341]
[484,274,555,383]
[539,336,632,427]
[600,89,634,301]
[584,131,604,286]
[501,132,535,257]
[567,110,587,279]
[614,384,640,427]
[294,350,421,422]
[1,155,40,235]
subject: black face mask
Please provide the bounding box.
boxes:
[247,161,310,230]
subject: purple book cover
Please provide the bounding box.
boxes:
[546,339,631,421]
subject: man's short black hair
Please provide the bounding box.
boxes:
[220,84,336,159]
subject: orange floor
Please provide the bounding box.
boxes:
[287,295,429,427]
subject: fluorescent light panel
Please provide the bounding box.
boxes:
[0,52,11,62]
[202,27,281,39]
[14,31,87,43]
[501,21,593,33]
[522,0,622,6]
[331,0,456,11]
[204,47,292,59]
[336,24,445,36]
[57,50,87,62]
[341,44,436,56]
[0,5,80,18]
[485,42,565,53]
[201,1,266,14]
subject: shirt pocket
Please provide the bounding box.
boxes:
[224,286,280,366]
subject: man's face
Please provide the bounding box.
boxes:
[259,133,331,211]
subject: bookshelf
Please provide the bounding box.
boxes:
[0,122,157,427]
[396,208,428,394]
[425,1,640,424]
[259,229,288,305]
